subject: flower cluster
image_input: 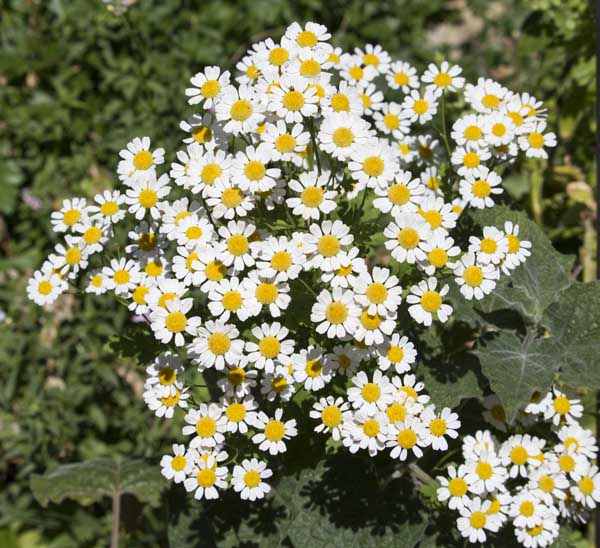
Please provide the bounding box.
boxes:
[438,387,597,546]
[28,21,555,516]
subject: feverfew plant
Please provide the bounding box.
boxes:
[29,21,583,545]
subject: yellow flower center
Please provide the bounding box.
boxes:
[579,476,595,496]
[269,47,289,66]
[244,470,261,488]
[132,285,148,305]
[196,468,216,487]
[349,65,363,81]
[171,455,186,471]
[192,125,212,143]
[386,402,406,422]
[201,163,222,184]
[362,419,380,437]
[330,93,350,112]
[317,234,340,257]
[397,227,420,249]
[321,406,342,428]
[201,79,221,98]
[196,416,217,438]
[113,269,130,285]
[222,290,242,311]
[244,160,266,181]
[226,402,246,422]
[275,134,296,153]
[362,156,384,177]
[510,446,529,465]
[492,123,506,137]
[133,150,153,170]
[332,127,354,148]
[282,90,305,111]
[463,265,484,287]
[137,232,156,250]
[301,186,324,208]
[559,454,575,472]
[387,346,404,364]
[305,358,322,377]
[361,383,381,403]
[397,429,417,448]
[258,336,280,359]
[482,94,500,109]
[165,311,187,333]
[476,461,493,480]
[139,189,158,208]
[360,93,371,108]
[366,282,388,304]
[394,72,409,86]
[421,291,442,312]
[359,310,382,330]
[297,30,317,47]
[507,234,521,254]
[337,264,353,276]
[227,234,249,256]
[428,248,448,268]
[160,390,181,407]
[227,367,246,386]
[65,246,82,266]
[230,99,253,121]
[520,501,534,517]
[363,53,379,66]
[300,59,321,77]
[100,201,119,216]
[221,187,244,209]
[38,280,53,295]
[421,210,442,229]
[271,251,292,272]
[448,478,467,497]
[413,99,428,115]
[158,367,176,385]
[463,152,480,169]
[325,302,348,324]
[433,72,452,87]
[264,419,285,441]
[63,208,80,226]
[245,65,260,79]
[528,525,544,537]
[185,252,199,272]
[429,418,447,436]
[255,282,277,304]
[388,183,410,205]
[91,275,103,288]
[472,179,491,198]
[553,396,571,415]
[384,113,399,130]
[480,238,497,254]
[469,512,486,529]
[464,125,483,141]
[400,386,418,400]
[205,260,226,281]
[208,332,231,355]
[538,475,555,493]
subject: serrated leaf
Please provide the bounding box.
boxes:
[543,281,600,388]
[30,457,165,508]
[471,206,574,323]
[474,332,559,424]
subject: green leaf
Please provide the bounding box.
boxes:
[470,206,574,323]
[474,332,559,424]
[30,457,165,508]
[543,281,600,388]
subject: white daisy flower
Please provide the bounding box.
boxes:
[529,463,569,505]
[318,111,372,161]
[459,166,504,209]
[231,143,280,194]
[89,190,126,224]
[186,65,231,108]
[255,236,304,281]
[421,406,460,451]
[373,102,410,139]
[218,220,260,271]
[348,139,398,189]
[352,266,402,316]
[260,364,296,402]
[217,358,258,399]
[179,112,226,149]
[241,270,291,318]
[373,171,425,216]
[188,148,232,196]
[499,434,545,478]
[86,270,108,295]
[347,370,394,413]
[468,226,508,265]
[205,181,255,220]
[143,384,190,419]
[215,84,265,135]
[339,54,378,87]
[292,346,333,391]
[183,456,228,500]
[182,404,227,449]
[387,415,430,460]
[357,83,385,115]
[287,170,338,220]
[509,490,549,529]
[50,197,90,232]
[450,146,492,177]
[303,220,354,272]
[456,497,502,544]
[125,220,165,259]
[386,60,419,93]
[102,257,140,296]
[267,75,319,123]
[124,173,171,220]
[353,307,396,346]
[482,112,516,146]
[502,221,532,273]
[252,408,297,455]
[149,297,201,347]
[391,374,431,408]
[188,320,244,371]
[326,344,364,377]
[419,232,461,275]
[245,322,295,374]
[342,410,389,457]
[555,423,598,460]
[173,214,213,249]
[571,464,600,509]
[453,253,500,300]
[464,450,508,495]
[310,287,360,339]
[451,114,487,148]
[283,21,331,49]
[160,443,194,484]
[375,334,417,373]
[117,136,164,182]
[462,430,497,460]
[514,515,560,548]
[519,121,557,159]
[384,213,432,264]
[261,121,310,165]
[422,61,465,93]
[401,89,439,124]
[235,52,264,85]
[540,387,584,426]
[437,464,471,510]
[464,77,510,113]
[310,396,352,441]
[287,45,333,83]
[355,43,391,74]
[207,277,250,322]
[27,269,67,306]
[231,458,273,501]
[221,396,259,434]
[407,277,453,326]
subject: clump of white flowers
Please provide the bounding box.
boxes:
[28,21,558,530]
[438,388,597,546]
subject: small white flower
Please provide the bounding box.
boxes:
[292,346,333,391]
[149,297,201,347]
[287,170,338,220]
[117,136,164,182]
[401,89,439,124]
[384,213,432,264]
[386,60,419,93]
[347,370,394,413]
[422,61,465,93]
[303,220,354,272]
[459,166,504,209]
[27,269,67,306]
[311,287,360,339]
[188,320,244,371]
[186,65,231,108]
[231,458,273,501]
[182,404,227,449]
[183,456,228,500]
[232,143,281,193]
[245,322,295,374]
[387,415,430,460]
[50,197,90,232]
[468,226,509,265]
[519,120,557,159]
[342,410,389,457]
[407,277,453,326]
[221,396,259,434]
[252,408,297,455]
[421,406,460,451]
[310,396,352,441]
[375,334,417,374]
[453,253,500,300]
[348,140,398,190]
[437,464,470,510]
[160,443,194,484]
[456,497,502,544]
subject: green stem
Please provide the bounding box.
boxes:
[297,276,318,298]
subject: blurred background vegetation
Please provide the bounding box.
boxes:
[0,0,595,546]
